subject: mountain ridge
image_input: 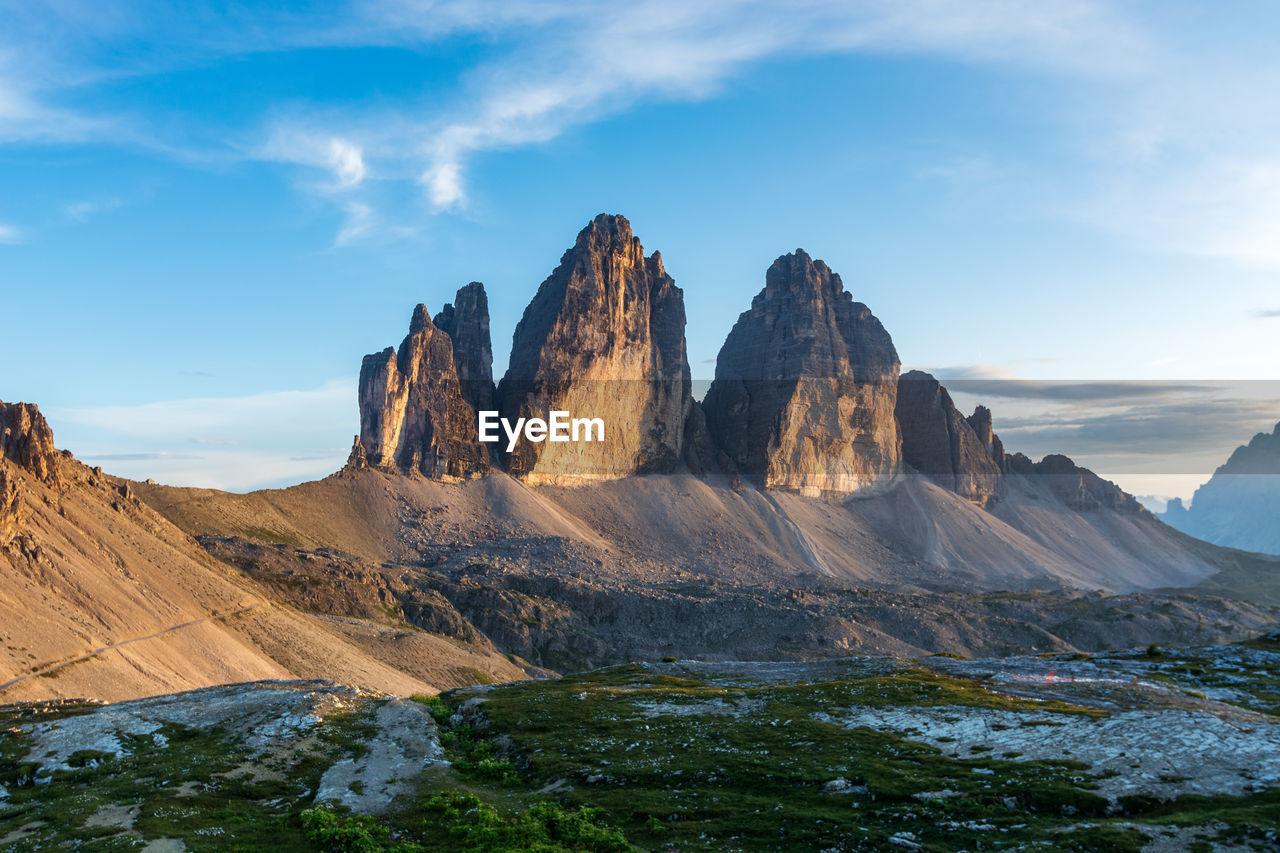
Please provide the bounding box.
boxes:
[1162,421,1280,555]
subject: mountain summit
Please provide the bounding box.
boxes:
[1163,421,1280,555]
[702,250,901,496]
[497,214,694,483]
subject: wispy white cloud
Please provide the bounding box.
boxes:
[388,0,1140,210]
[48,379,355,491]
[1081,156,1280,269]
[223,0,1141,222]
[0,221,22,243]
[4,0,1279,269]
[257,126,367,190]
[333,201,373,247]
[54,379,353,438]
[64,197,124,222]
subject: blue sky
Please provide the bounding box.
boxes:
[3,1,1280,497]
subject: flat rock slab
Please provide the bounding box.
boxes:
[816,704,1280,802]
[18,680,361,772]
[316,698,446,813]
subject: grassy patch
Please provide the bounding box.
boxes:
[0,703,382,849]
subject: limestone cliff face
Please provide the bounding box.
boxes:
[0,467,23,550]
[497,214,692,484]
[1,401,61,487]
[966,405,1006,470]
[355,304,489,479]
[895,371,1002,505]
[1,400,61,551]
[701,250,900,497]
[433,282,495,415]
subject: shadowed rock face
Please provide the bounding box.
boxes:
[1162,422,1280,555]
[895,371,1002,505]
[497,213,693,484]
[966,405,1006,469]
[355,305,489,479]
[1030,454,1143,513]
[702,250,900,497]
[434,282,494,415]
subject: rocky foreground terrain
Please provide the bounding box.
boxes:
[3,637,1279,851]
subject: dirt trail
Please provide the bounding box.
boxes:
[0,603,262,694]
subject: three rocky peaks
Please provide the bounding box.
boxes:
[351,213,1137,510]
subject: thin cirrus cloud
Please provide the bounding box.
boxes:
[3,1,1280,268]
[157,0,1147,231]
[256,127,367,190]
[63,197,125,222]
[358,0,1146,213]
[0,222,21,244]
[47,379,356,491]
[50,379,354,439]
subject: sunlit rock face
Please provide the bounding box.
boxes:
[1,400,61,487]
[355,303,490,480]
[702,250,901,497]
[497,214,693,484]
[1,399,62,550]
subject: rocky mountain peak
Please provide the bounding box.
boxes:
[408,303,431,336]
[701,250,901,496]
[1160,420,1280,554]
[895,371,1002,505]
[572,213,645,264]
[1031,453,1142,513]
[1217,421,1280,475]
[497,214,693,483]
[966,405,1007,468]
[353,301,489,480]
[433,282,495,415]
[1,401,61,487]
[1,400,62,553]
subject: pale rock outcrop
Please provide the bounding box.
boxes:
[702,250,900,497]
[1,401,61,487]
[0,467,26,549]
[1,400,60,554]
[497,214,693,484]
[895,371,1002,505]
[354,304,489,479]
